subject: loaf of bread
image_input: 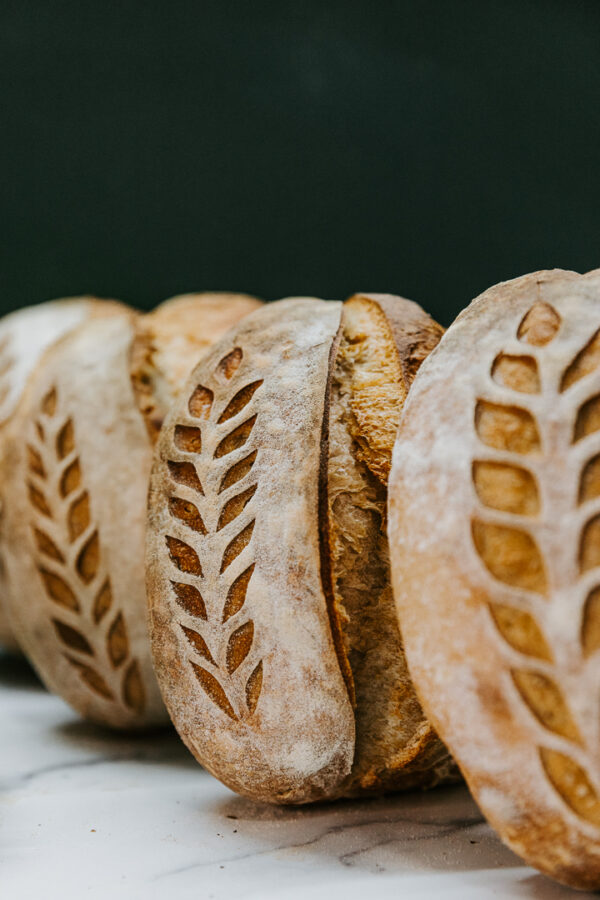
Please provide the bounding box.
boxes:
[388,269,600,889]
[1,292,260,728]
[0,297,125,651]
[146,294,454,801]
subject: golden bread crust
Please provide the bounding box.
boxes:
[0,297,127,651]
[146,298,355,802]
[130,293,262,441]
[389,268,600,889]
[321,294,454,796]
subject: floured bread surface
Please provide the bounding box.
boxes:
[388,269,600,889]
[2,310,166,728]
[130,293,262,441]
[322,294,453,795]
[147,298,355,803]
[0,296,125,651]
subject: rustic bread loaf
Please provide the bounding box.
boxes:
[0,296,125,652]
[388,269,600,889]
[1,292,260,728]
[146,294,453,802]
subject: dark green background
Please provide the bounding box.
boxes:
[1,0,599,325]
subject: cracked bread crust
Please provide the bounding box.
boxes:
[321,293,455,797]
[146,292,452,802]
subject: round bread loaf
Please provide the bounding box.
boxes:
[146,294,454,801]
[0,297,125,652]
[1,292,260,728]
[388,269,600,889]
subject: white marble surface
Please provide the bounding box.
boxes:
[0,651,592,900]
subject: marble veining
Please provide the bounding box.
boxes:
[0,651,593,899]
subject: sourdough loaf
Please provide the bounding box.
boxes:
[388,269,600,889]
[0,297,125,651]
[1,293,260,728]
[146,294,452,800]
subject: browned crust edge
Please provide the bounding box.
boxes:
[317,293,445,779]
[317,322,356,706]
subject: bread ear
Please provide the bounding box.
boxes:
[320,293,453,797]
[146,298,356,803]
[388,269,600,890]
[130,293,263,441]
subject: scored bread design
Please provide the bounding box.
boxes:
[148,298,354,798]
[388,269,600,889]
[147,294,453,802]
[0,296,125,652]
[2,293,261,728]
[26,382,146,713]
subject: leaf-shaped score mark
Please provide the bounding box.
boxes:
[246,661,263,714]
[580,515,600,573]
[188,385,213,420]
[38,567,79,611]
[60,458,81,497]
[473,461,540,516]
[491,354,540,394]
[517,302,561,346]
[76,531,99,584]
[540,748,600,827]
[218,347,243,380]
[174,425,202,453]
[579,455,600,504]
[220,521,255,573]
[581,587,600,657]
[171,581,207,619]
[574,395,600,443]
[167,460,203,494]
[27,444,46,478]
[489,603,552,661]
[168,497,206,534]
[56,419,74,459]
[215,416,257,459]
[217,485,257,531]
[219,451,257,494]
[226,621,254,673]
[33,527,65,562]
[68,492,90,541]
[28,482,52,517]
[107,612,129,667]
[472,519,548,595]
[52,618,94,655]
[93,579,112,624]
[181,625,215,664]
[122,660,145,714]
[217,381,263,423]
[475,401,540,454]
[191,663,237,720]
[42,387,57,416]
[561,328,600,392]
[512,669,581,742]
[66,655,114,700]
[222,565,254,622]
[166,535,202,576]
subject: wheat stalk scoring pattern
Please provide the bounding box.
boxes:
[163,346,263,721]
[27,387,145,714]
[471,300,600,826]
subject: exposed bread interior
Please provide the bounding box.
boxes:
[130,293,262,440]
[323,293,452,794]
